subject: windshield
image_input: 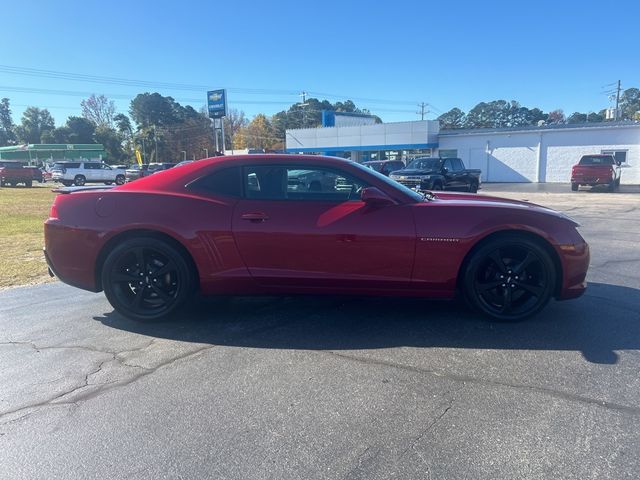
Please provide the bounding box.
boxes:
[406,158,442,170]
[351,162,424,202]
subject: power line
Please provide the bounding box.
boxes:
[0,64,423,107]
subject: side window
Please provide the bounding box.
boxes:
[189,166,242,197]
[101,164,112,170]
[242,165,367,201]
[286,166,366,201]
[452,159,464,172]
[84,163,100,170]
[443,159,453,171]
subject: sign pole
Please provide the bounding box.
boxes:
[207,89,228,155]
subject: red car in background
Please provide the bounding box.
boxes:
[44,155,589,322]
[571,154,622,191]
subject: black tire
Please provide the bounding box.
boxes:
[431,182,443,191]
[104,181,113,185]
[25,180,33,188]
[607,181,615,192]
[462,234,556,321]
[101,237,194,321]
[115,174,125,185]
[74,175,86,186]
[615,177,621,187]
[571,183,579,191]
[62,181,73,187]
[468,182,478,193]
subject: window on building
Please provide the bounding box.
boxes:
[601,150,627,163]
[439,149,458,158]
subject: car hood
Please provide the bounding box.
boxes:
[426,191,580,226]
[390,169,438,176]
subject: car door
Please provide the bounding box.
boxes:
[442,158,463,189]
[231,163,416,290]
[100,163,113,181]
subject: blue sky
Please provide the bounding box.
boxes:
[1,0,638,126]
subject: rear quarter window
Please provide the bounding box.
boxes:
[188,167,242,197]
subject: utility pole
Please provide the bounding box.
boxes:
[417,102,429,120]
[299,91,308,128]
[615,80,622,121]
[153,124,158,162]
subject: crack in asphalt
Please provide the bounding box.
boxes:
[324,351,640,417]
[0,342,215,425]
[398,401,454,460]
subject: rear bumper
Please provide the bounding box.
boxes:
[44,220,101,292]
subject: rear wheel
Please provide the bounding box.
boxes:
[62,181,73,187]
[607,181,615,192]
[468,182,478,193]
[74,175,86,186]
[431,182,443,191]
[571,183,579,191]
[462,234,556,321]
[115,174,125,185]
[101,237,194,321]
[25,180,33,188]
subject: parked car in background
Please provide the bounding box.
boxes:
[23,166,44,183]
[390,157,482,192]
[571,154,621,191]
[0,164,35,187]
[51,161,126,187]
[363,159,405,176]
[44,154,589,323]
[125,163,176,182]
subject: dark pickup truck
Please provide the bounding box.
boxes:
[571,154,621,191]
[389,157,482,193]
[0,165,38,187]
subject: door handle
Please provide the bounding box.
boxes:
[241,212,269,222]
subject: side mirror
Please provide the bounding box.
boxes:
[361,187,395,206]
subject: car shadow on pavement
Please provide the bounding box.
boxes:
[94,282,639,365]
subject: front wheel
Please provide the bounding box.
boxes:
[74,175,86,186]
[115,174,125,185]
[571,183,579,191]
[468,182,478,193]
[101,237,195,321]
[462,234,556,321]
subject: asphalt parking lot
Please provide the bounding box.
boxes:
[1,183,639,479]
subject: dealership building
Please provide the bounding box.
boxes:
[285,113,640,184]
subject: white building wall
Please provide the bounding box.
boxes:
[439,124,640,184]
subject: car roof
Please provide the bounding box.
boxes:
[115,154,352,191]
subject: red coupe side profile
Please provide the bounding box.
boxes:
[44,155,589,322]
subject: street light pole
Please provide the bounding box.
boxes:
[202,148,208,158]
[181,150,186,162]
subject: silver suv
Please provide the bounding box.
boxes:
[51,161,126,186]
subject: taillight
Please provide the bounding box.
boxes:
[49,203,59,219]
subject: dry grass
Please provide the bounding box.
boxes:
[0,185,57,289]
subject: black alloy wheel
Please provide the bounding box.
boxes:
[74,175,86,186]
[463,235,556,321]
[115,174,125,185]
[102,237,194,321]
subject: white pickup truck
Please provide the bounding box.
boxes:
[52,161,127,186]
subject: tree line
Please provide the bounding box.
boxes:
[1,87,639,163]
[437,88,640,129]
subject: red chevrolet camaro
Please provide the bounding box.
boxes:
[44,154,589,322]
